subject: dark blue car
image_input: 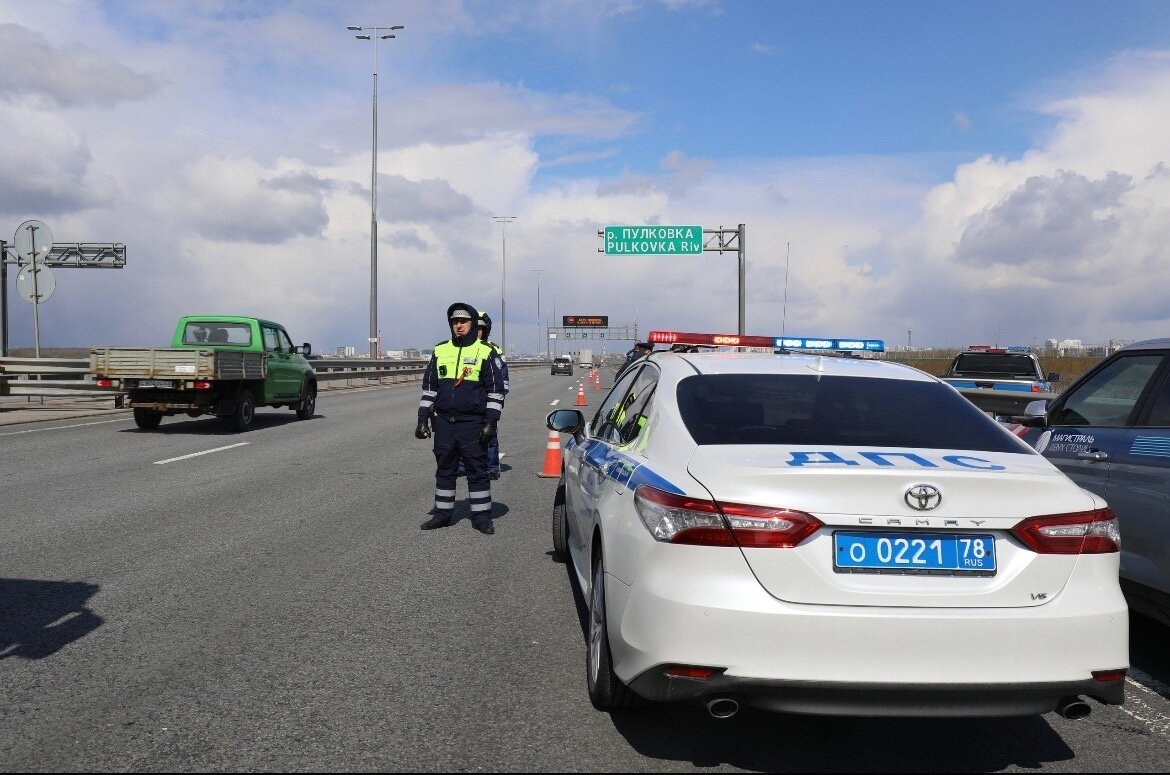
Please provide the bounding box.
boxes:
[1016,338,1170,626]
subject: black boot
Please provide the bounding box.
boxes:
[421,514,451,530]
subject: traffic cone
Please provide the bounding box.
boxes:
[538,430,562,478]
[592,369,601,391]
[575,379,587,406]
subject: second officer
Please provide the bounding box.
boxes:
[415,302,506,535]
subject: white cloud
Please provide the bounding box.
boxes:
[0,23,158,108]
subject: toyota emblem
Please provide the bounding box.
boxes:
[905,484,942,511]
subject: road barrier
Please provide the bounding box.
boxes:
[0,356,548,403]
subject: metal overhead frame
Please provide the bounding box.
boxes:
[701,225,745,335]
[1,242,127,357]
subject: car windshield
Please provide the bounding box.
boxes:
[950,353,1039,379]
[677,374,1025,451]
[182,322,253,346]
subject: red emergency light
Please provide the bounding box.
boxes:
[647,331,776,348]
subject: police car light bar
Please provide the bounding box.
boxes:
[648,331,886,352]
[647,331,776,348]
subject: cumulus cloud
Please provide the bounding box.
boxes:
[164,156,332,244]
[0,23,158,108]
[0,105,116,215]
[866,50,1170,344]
[377,175,475,223]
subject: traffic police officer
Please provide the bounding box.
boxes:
[476,311,509,479]
[415,302,506,534]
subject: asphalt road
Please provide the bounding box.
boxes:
[2,371,1170,772]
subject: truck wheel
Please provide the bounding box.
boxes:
[228,388,255,432]
[295,380,317,420]
[133,409,162,430]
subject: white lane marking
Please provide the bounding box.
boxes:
[0,417,132,436]
[1122,672,1170,737]
[550,399,560,406]
[154,442,250,465]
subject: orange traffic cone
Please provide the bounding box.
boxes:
[575,379,587,406]
[592,370,601,391]
[538,430,562,478]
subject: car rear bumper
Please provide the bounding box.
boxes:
[627,671,1124,716]
[605,552,1128,716]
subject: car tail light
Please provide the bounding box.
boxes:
[194,381,212,390]
[1011,509,1120,554]
[634,485,822,548]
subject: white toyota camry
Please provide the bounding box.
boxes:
[545,331,1128,720]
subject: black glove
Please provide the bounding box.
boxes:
[478,420,497,448]
[415,420,431,440]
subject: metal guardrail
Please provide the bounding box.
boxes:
[0,356,1053,417]
[0,356,548,399]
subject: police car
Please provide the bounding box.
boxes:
[546,331,1127,719]
[1013,337,1170,628]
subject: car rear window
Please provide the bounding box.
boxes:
[949,353,1039,379]
[182,322,253,346]
[676,374,1025,451]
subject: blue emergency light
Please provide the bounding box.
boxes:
[774,337,885,352]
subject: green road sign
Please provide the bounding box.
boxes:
[603,225,703,255]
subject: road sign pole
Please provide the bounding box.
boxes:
[738,223,745,335]
[1,240,8,357]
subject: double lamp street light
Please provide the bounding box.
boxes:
[348,23,403,359]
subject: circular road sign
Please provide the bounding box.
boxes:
[16,263,56,303]
[13,220,54,264]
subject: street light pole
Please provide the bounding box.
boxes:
[531,267,546,360]
[491,215,516,355]
[349,23,403,358]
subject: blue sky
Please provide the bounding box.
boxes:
[3,0,1170,355]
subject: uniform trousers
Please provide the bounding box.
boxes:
[432,416,492,524]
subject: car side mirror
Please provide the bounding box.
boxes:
[1019,399,1048,427]
[302,343,312,357]
[547,408,585,435]
[1046,372,1060,383]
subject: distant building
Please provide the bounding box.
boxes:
[336,345,357,357]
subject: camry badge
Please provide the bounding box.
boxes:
[905,484,942,511]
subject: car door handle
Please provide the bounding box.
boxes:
[1076,450,1109,462]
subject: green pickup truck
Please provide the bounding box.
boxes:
[90,315,318,432]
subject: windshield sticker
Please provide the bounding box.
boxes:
[786,451,1006,470]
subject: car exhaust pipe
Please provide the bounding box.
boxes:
[1057,696,1092,720]
[706,698,739,719]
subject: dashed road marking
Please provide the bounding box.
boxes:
[1122,670,1170,737]
[154,442,250,465]
[0,417,131,436]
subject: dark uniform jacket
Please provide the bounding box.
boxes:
[418,303,506,423]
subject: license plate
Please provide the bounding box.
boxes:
[834,532,996,575]
[138,380,174,389]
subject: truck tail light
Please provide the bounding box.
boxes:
[95,378,114,388]
[633,486,822,548]
[1012,509,1120,554]
[1031,385,1042,393]
[194,381,212,390]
